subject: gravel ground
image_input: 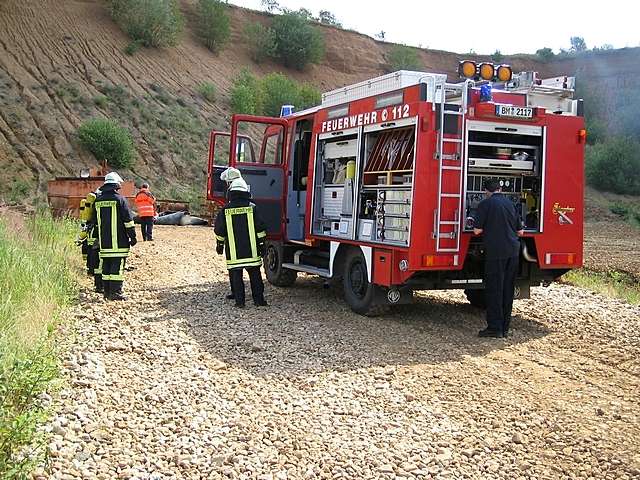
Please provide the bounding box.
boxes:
[40,226,640,480]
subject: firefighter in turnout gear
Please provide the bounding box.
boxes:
[91,172,137,301]
[214,167,268,308]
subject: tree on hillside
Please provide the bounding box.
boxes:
[261,0,280,13]
[491,50,504,63]
[387,44,422,72]
[570,36,587,53]
[109,0,184,48]
[197,0,230,53]
[535,47,555,61]
[318,10,342,27]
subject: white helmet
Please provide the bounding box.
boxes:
[220,167,241,183]
[229,177,249,192]
[104,172,124,185]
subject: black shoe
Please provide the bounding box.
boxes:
[226,294,235,300]
[108,293,128,301]
[234,303,245,308]
[254,300,268,307]
[478,328,504,338]
[95,286,104,293]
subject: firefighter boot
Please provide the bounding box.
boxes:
[109,281,127,301]
[94,275,104,294]
[102,280,111,300]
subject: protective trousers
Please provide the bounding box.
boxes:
[230,266,264,306]
[484,256,518,334]
[87,247,103,292]
[101,256,126,298]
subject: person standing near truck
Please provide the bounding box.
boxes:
[134,182,157,241]
[473,179,523,338]
[92,172,137,301]
[214,167,268,308]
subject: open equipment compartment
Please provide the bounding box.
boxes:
[357,119,416,245]
[464,120,544,232]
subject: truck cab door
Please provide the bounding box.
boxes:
[230,115,289,239]
[207,131,236,205]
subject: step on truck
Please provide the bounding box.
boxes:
[207,62,585,315]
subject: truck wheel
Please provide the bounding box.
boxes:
[343,248,387,316]
[464,289,486,309]
[264,241,297,287]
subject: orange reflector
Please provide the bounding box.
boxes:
[496,64,513,82]
[458,60,477,79]
[578,128,587,143]
[479,62,495,81]
[423,255,434,267]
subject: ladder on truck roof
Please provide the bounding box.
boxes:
[433,79,471,253]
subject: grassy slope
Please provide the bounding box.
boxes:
[0,211,80,478]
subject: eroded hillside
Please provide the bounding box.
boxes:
[0,0,637,200]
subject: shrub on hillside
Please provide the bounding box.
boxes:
[387,44,422,72]
[197,82,217,102]
[535,47,555,61]
[229,70,321,116]
[260,73,300,116]
[270,11,324,70]
[78,118,135,169]
[197,0,230,53]
[110,0,184,48]
[586,137,640,195]
[244,22,276,63]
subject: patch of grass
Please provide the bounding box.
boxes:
[54,83,81,101]
[93,95,108,108]
[387,44,422,72]
[196,82,216,102]
[9,180,30,204]
[609,201,640,228]
[0,212,79,478]
[563,269,640,305]
[124,39,143,56]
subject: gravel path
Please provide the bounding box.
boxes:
[41,226,640,480]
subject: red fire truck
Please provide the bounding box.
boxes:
[207,62,585,315]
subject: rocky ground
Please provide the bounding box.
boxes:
[39,226,640,480]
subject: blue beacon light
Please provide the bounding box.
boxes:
[480,84,492,102]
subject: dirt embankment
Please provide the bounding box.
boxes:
[41,225,640,480]
[1,0,638,200]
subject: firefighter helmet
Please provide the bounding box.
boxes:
[220,167,241,183]
[104,172,124,185]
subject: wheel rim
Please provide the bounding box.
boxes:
[266,245,278,272]
[348,259,367,299]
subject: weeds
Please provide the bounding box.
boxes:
[0,213,79,478]
[196,82,216,103]
[564,269,640,305]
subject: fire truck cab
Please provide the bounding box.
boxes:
[207,64,585,315]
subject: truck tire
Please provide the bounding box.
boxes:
[464,288,486,309]
[264,241,297,287]
[342,248,388,316]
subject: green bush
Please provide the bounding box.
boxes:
[261,73,299,116]
[78,118,135,169]
[229,70,321,115]
[387,44,422,72]
[93,95,108,108]
[491,50,504,63]
[297,82,321,110]
[586,137,640,195]
[124,39,143,55]
[244,22,276,63]
[0,213,79,478]
[197,0,230,53]
[110,0,184,48]
[271,11,324,70]
[197,82,217,102]
[535,47,555,61]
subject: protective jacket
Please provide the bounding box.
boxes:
[134,188,156,218]
[92,183,137,258]
[214,190,267,270]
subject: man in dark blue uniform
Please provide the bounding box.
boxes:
[473,179,523,338]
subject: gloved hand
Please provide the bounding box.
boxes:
[216,242,224,255]
[129,237,138,247]
[257,241,265,257]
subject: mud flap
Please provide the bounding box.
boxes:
[374,285,414,306]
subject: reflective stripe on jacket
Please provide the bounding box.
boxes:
[134,189,156,218]
[214,195,267,270]
[92,185,136,258]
